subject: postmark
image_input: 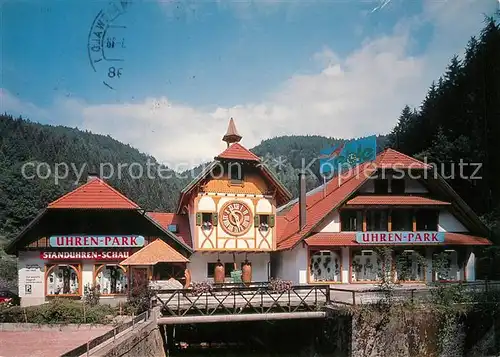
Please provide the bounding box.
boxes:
[87,1,131,90]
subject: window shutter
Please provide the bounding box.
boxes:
[196,212,202,226]
[254,215,260,227]
[212,212,218,226]
[269,214,275,228]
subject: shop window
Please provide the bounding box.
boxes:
[391,178,405,194]
[392,209,413,231]
[366,210,389,231]
[46,264,80,296]
[95,265,128,295]
[351,250,384,282]
[433,250,459,281]
[309,250,341,283]
[416,210,438,231]
[340,210,363,231]
[395,250,425,282]
[374,179,389,194]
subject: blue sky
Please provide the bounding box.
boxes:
[1,0,497,166]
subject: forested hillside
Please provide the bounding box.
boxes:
[388,17,500,233]
[1,115,382,244]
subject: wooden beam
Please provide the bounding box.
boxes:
[388,210,392,232]
[412,210,417,232]
[362,210,367,232]
[157,312,326,325]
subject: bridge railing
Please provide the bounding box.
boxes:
[156,285,331,317]
[329,281,500,306]
[60,310,150,357]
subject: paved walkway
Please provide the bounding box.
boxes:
[0,328,112,357]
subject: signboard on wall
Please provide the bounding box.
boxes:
[356,232,445,244]
[40,251,130,260]
[49,235,144,248]
[19,262,44,298]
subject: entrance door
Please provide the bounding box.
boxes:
[131,267,148,290]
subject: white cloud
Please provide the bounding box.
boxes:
[1,0,496,168]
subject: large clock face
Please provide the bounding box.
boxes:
[220,201,253,236]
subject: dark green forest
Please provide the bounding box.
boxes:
[0,16,499,285]
[388,17,500,234]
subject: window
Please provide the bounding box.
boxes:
[392,209,413,231]
[374,179,389,194]
[340,210,362,231]
[46,264,80,296]
[202,213,213,230]
[309,250,341,283]
[366,210,389,231]
[351,250,384,282]
[95,265,128,294]
[395,250,425,282]
[224,263,235,278]
[391,178,405,194]
[416,210,438,231]
[228,163,244,183]
[207,262,216,278]
[259,214,269,231]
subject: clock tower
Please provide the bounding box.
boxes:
[177,119,291,252]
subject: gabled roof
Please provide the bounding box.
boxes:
[147,212,192,248]
[277,161,377,250]
[376,148,431,169]
[48,178,139,209]
[176,149,292,214]
[216,143,261,161]
[120,239,190,265]
[276,147,490,250]
[346,195,451,206]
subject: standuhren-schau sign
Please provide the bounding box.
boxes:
[49,235,145,248]
[356,232,445,244]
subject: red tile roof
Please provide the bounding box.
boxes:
[147,212,192,248]
[277,161,377,250]
[48,178,139,209]
[120,239,189,265]
[275,148,480,250]
[444,233,492,245]
[346,195,451,206]
[375,148,431,169]
[305,232,357,246]
[216,143,261,161]
[305,232,491,247]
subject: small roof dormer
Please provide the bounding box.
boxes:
[222,118,242,147]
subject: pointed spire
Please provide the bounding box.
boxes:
[222,118,242,147]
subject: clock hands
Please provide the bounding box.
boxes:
[228,206,242,230]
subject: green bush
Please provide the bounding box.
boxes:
[0,298,116,324]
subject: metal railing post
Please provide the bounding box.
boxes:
[86,341,90,357]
